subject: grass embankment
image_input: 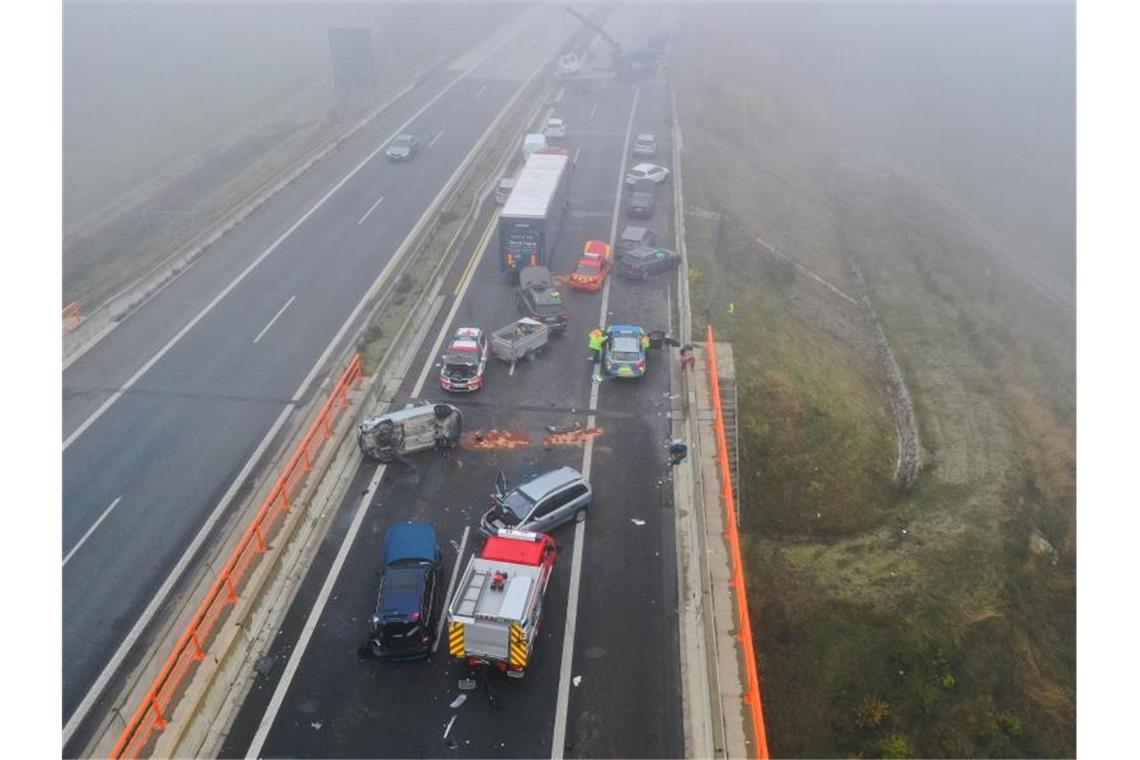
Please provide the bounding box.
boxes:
[675,6,1075,757]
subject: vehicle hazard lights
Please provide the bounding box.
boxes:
[449,621,465,657]
[509,623,528,667]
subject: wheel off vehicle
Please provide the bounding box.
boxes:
[368,521,441,660]
[440,327,489,392]
[515,266,568,334]
[446,529,558,679]
[569,238,611,291]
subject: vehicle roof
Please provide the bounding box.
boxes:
[584,239,609,255]
[547,117,565,125]
[516,466,583,500]
[502,153,569,219]
[376,566,426,618]
[519,266,553,289]
[611,335,641,354]
[620,225,649,239]
[482,533,550,566]
[393,133,416,142]
[631,180,656,194]
[635,133,656,141]
[385,521,437,565]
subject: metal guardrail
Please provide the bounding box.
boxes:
[110,355,364,759]
[706,325,770,759]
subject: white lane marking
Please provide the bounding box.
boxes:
[62,497,122,567]
[433,526,471,653]
[552,85,640,760]
[357,195,385,225]
[252,296,296,344]
[573,147,581,166]
[63,38,512,743]
[63,43,488,452]
[428,130,446,149]
[509,362,516,377]
[244,461,388,760]
[411,210,498,398]
[554,85,566,103]
[474,84,488,99]
[589,102,597,118]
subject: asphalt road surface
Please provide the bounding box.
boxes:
[61,4,582,745]
[221,5,686,758]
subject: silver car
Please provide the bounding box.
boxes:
[480,467,592,535]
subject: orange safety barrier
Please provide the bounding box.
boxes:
[706,325,771,759]
[110,353,364,759]
[63,301,81,332]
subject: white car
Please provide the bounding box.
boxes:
[624,162,670,185]
[544,118,567,139]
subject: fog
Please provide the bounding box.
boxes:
[697,1,1075,284]
[63,2,518,227]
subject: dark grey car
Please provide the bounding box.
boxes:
[617,225,656,255]
[616,247,682,280]
[480,467,592,535]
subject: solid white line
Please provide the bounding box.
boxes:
[244,461,388,760]
[63,44,487,453]
[509,362,516,377]
[252,296,296,344]
[551,85,640,760]
[554,85,566,103]
[573,147,581,165]
[474,84,488,99]
[433,526,471,653]
[356,195,385,225]
[429,130,446,149]
[63,36,514,743]
[589,102,597,118]
[62,497,122,567]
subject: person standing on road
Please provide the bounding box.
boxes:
[588,328,606,363]
[679,344,695,372]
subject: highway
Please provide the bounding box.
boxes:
[220,4,685,757]
[60,4,582,747]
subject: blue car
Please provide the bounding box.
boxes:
[369,521,441,660]
[604,325,648,378]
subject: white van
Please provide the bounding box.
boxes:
[521,133,547,161]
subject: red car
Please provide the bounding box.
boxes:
[440,327,488,392]
[569,239,611,291]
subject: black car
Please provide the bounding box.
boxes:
[626,178,657,219]
[369,521,440,660]
[385,133,420,162]
[616,246,682,280]
[617,225,656,256]
[516,266,568,334]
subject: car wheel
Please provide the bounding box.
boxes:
[377,449,395,463]
[523,349,533,362]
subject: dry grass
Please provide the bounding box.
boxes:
[676,4,1074,757]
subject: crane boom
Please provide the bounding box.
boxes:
[564,5,621,60]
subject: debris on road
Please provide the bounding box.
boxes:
[443,715,457,739]
[458,678,476,691]
[572,675,582,686]
[543,427,604,446]
[450,694,467,709]
[546,421,582,434]
[463,429,531,450]
[310,722,322,730]
[631,518,646,526]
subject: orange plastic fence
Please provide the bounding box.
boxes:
[706,325,771,759]
[63,302,81,332]
[110,353,364,759]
